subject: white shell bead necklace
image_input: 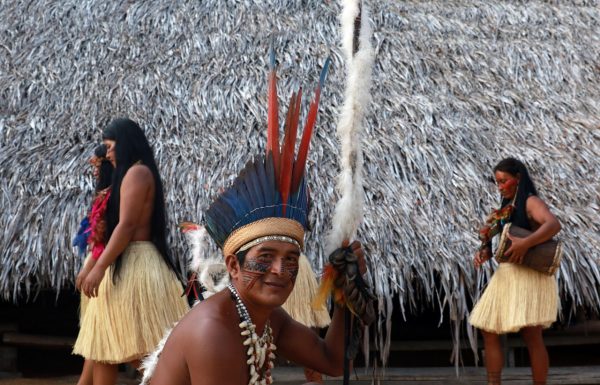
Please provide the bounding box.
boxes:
[228,284,276,385]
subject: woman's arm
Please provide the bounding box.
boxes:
[82,165,152,297]
[76,257,97,291]
[95,165,152,269]
[505,196,561,263]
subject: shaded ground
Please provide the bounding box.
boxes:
[0,375,137,385]
[2,367,600,385]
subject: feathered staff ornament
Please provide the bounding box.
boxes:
[313,0,376,381]
[314,0,375,316]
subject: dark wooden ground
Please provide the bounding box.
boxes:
[2,366,600,385]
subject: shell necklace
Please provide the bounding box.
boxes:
[228,284,276,385]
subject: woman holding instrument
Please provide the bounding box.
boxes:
[470,157,562,385]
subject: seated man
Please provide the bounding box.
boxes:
[148,56,372,385]
[150,237,365,385]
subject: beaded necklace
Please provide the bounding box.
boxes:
[228,284,276,385]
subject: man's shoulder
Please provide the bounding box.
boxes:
[173,293,236,342]
[151,296,237,385]
[169,294,244,379]
[270,306,293,325]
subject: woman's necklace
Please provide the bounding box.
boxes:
[228,284,276,385]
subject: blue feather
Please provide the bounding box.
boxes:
[72,216,90,257]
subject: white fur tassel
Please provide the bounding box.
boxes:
[185,225,229,298]
[325,0,374,255]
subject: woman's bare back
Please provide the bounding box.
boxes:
[121,164,156,242]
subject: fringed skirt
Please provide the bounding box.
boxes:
[469,263,558,334]
[73,242,189,363]
[79,254,92,322]
[282,254,331,328]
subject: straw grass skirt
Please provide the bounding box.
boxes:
[282,254,331,328]
[78,253,93,323]
[73,242,189,363]
[469,263,558,334]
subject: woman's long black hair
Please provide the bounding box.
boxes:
[102,118,178,281]
[94,144,113,192]
[493,157,538,229]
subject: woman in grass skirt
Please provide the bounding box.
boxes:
[73,118,188,385]
[470,158,561,385]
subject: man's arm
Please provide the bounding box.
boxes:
[276,240,367,377]
[274,304,346,377]
[149,323,191,385]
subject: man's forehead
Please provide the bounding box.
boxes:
[249,240,300,255]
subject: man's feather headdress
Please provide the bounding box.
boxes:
[204,51,331,255]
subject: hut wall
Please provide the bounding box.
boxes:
[1,0,599,363]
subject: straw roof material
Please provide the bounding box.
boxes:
[1,0,599,364]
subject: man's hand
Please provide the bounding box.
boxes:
[343,240,366,275]
[82,265,106,298]
[504,234,529,264]
[474,247,492,269]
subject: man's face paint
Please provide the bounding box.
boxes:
[240,243,300,290]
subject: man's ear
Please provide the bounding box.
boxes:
[225,254,240,279]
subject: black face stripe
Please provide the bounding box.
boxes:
[244,259,271,274]
[240,253,300,287]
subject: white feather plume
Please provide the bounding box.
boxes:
[139,325,175,385]
[326,0,374,255]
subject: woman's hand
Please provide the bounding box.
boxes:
[75,258,97,291]
[82,265,107,298]
[474,247,492,269]
[504,234,529,264]
[76,268,89,292]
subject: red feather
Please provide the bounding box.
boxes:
[279,91,301,214]
[179,221,200,233]
[267,65,280,181]
[291,86,321,192]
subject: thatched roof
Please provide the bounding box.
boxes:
[1,0,599,364]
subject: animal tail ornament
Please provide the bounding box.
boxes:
[314,0,375,314]
[312,0,376,378]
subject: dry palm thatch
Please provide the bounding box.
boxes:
[1,0,599,366]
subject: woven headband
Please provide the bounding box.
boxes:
[222,217,304,256]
